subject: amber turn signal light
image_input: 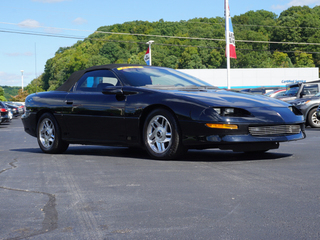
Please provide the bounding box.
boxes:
[205,123,238,129]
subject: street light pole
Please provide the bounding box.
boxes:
[21,70,24,91]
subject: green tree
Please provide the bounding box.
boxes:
[0,87,7,101]
[10,89,29,102]
[272,51,294,67]
[179,47,206,69]
[25,75,45,94]
[36,10,320,91]
[294,51,315,67]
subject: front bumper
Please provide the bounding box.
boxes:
[181,120,306,150]
[21,111,37,137]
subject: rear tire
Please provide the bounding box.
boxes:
[143,109,186,160]
[37,113,69,154]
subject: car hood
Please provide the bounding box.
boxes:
[292,96,320,102]
[164,89,290,108]
[157,89,302,124]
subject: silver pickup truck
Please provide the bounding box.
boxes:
[278,80,320,102]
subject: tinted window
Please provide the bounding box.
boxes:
[114,66,212,87]
[75,70,119,92]
[285,86,299,96]
[302,84,318,95]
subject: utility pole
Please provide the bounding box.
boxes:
[21,70,24,91]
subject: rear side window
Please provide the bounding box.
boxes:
[302,84,318,95]
[75,70,119,92]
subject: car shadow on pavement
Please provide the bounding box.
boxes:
[184,150,292,162]
[11,146,292,162]
[305,127,320,132]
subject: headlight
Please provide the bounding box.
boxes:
[288,106,303,115]
[213,107,252,117]
[23,109,32,118]
[293,100,310,106]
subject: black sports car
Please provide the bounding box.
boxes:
[22,64,305,159]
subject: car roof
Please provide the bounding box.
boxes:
[55,64,147,92]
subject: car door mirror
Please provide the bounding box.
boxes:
[102,87,123,95]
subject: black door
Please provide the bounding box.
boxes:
[62,70,126,143]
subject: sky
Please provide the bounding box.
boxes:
[1,0,320,87]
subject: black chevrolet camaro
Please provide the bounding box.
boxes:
[22,64,306,159]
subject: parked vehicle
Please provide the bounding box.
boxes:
[8,102,25,115]
[4,103,20,117]
[0,101,11,124]
[22,64,305,159]
[316,104,320,120]
[264,89,286,98]
[240,87,283,95]
[289,93,320,127]
[278,80,320,102]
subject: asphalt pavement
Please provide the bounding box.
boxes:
[1,118,320,239]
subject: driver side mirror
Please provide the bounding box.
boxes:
[102,87,123,95]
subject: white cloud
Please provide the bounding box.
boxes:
[0,72,22,86]
[4,52,33,57]
[287,0,320,5]
[271,4,287,10]
[18,19,41,29]
[32,0,70,3]
[73,17,88,25]
[44,27,63,34]
[273,0,320,10]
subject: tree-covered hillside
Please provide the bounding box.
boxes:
[0,86,20,101]
[27,6,320,92]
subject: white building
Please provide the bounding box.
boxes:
[178,68,319,89]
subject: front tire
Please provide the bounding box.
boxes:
[143,109,185,160]
[37,113,69,154]
[308,108,320,128]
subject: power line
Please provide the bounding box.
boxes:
[94,30,226,42]
[0,21,94,33]
[233,23,320,30]
[2,20,320,35]
[0,28,86,40]
[3,27,320,47]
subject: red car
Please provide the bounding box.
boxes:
[0,102,10,124]
[264,89,286,98]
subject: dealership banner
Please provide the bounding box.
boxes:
[144,47,150,65]
[225,1,237,59]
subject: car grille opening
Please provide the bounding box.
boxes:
[249,125,301,136]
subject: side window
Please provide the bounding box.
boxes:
[302,84,318,96]
[75,70,119,92]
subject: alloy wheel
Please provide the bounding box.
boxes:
[146,115,172,154]
[39,118,55,150]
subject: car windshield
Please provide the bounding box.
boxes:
[264,90,276,96]
[114,66,212,87]
[284,86,299,96]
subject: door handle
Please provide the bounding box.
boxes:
[65,100,73,105]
